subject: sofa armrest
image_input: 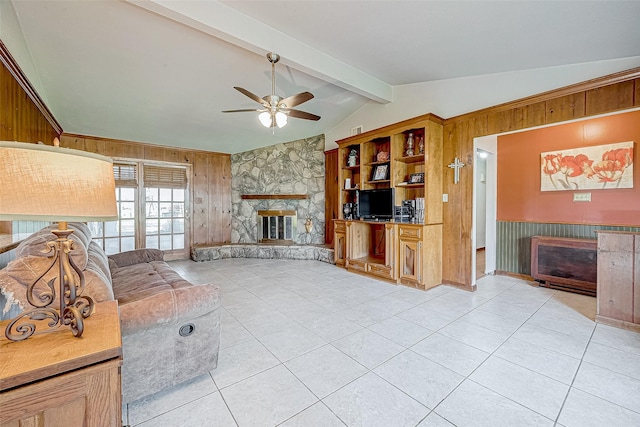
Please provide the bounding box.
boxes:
[108,248,164,268]
[118,282,221,334]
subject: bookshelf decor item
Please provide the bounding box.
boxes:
[409,172,425,184]
[377,151,390,162]
[372,164,389,181]
[348,149,358,167]
[405,132,415,156]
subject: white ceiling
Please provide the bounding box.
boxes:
[5,1,640,154]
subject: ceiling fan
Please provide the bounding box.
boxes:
[222,52,320,128]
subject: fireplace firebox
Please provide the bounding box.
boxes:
[257,210,297,244]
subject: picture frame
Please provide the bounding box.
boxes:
[540,141,634,191]
[409,172,424,184]
[372,164,389,181]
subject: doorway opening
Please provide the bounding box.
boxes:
[472,136,497,285]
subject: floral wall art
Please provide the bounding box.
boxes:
[540,141,634,191]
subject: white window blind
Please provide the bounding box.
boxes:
[113,163,137,187]
[143,165,187,189]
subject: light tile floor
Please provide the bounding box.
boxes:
[124,258,640,427]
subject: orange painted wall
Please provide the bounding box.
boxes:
[497,110,640,226]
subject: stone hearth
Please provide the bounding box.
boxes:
[191,244,334,263]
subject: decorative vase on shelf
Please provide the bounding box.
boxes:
[405,132,414,157]
[417,136,424,154]
[348,149,358,167]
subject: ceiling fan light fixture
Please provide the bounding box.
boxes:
[224,52,320,127]
[275,111,288,128]
[258,111,272,127]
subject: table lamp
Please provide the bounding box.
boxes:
[0,140,117,341]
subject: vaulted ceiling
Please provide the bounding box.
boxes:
[3,1,640,153]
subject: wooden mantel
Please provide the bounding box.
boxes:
[241,194,309,200]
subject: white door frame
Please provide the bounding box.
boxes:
[472,135,497,285]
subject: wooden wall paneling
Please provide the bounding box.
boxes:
[83,137,107,156]
[585,81,634,115]
[60,135,86,150]
[0,63,12,139]
[1,64,58,144]
[486,109,510,135]
[324,149,339,246]
[207,153,232,244]
[220,154,232,244]
[522,101,547,128]
[1,43,61,144]
[207,154,220,245]
[144,145,184,163]
[485,102,545,135]
[104,139,144,159]
[459,120,475,289]
[191,152,212,246]
[442,121,465,285]
[546,93,586,124]
[425,120,444,225]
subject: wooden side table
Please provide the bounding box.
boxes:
[0,301,123,426]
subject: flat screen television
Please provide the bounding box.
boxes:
[357,188,394,220]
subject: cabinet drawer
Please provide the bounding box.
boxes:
[398,225,421,239]
[367,262,394,280]
[334,220,346,233]
[346,258,366,273]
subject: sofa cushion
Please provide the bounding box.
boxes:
[16,226,89,270]
[110,261,192,305]
[108,248,164,268]
[88,241,111,282]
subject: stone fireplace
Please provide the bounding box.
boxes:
[257,210,297,244]
[230,135,325,245]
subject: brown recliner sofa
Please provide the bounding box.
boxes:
[0,222,221,404]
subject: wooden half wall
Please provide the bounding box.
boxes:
[61,134,232,246]
[443,68,640,289]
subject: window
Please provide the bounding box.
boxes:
[145,187,185,251]
[89,162,189,258]
[89,187,136,254]
[89,163,138,255]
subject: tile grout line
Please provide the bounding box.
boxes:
[552,325,597,426]
[427,286,566,425]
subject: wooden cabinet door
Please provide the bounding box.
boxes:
[635,235,640,324]
[0,359,121,427]
[384,223,397,279]
[597,233,634,322]
[334,230,346,267]
[399,237,421,284]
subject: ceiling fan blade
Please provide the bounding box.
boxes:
[287,109,321,121]
[234,87,268,106]
[222,109,264,113]
[278,91,314,108]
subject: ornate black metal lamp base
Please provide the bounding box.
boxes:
[4,224,94,341]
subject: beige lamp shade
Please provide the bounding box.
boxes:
[0,141,118,221]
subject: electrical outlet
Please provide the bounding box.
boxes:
[573,192,591,202]
[442,194,448,202]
